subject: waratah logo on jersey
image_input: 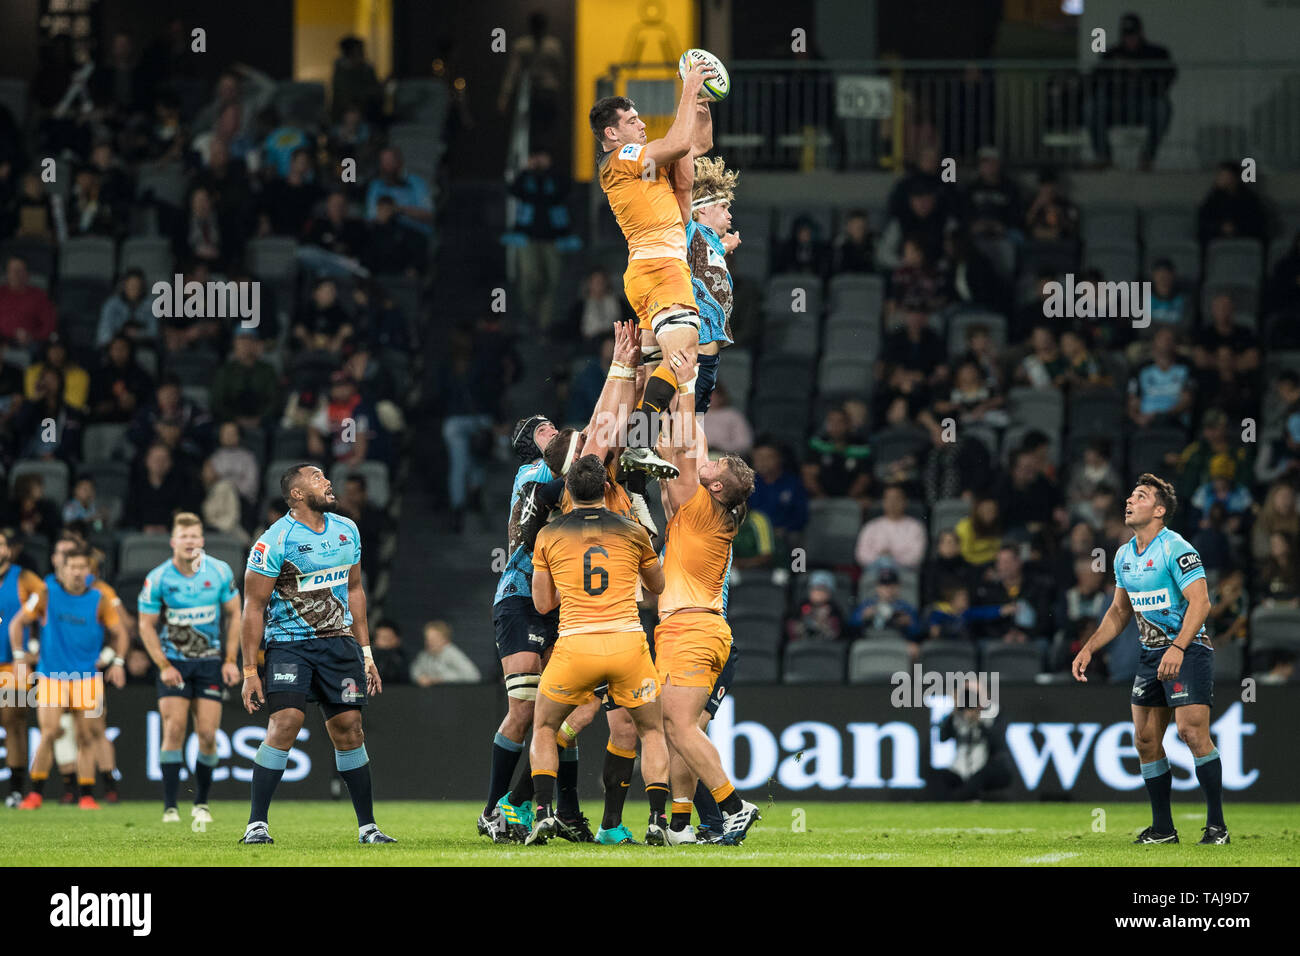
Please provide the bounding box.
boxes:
[295,566,350,592]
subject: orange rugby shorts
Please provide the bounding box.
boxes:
[654,612,732,688]
[539,632,660,709]
[623,258,697,331]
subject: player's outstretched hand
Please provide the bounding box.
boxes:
[366,658,383,696]
[722,231,741,253]
[612,318,639,367]
[1071,648,1091,682]
[666,347,697,384]
[221,661,241,687]
[160,665,183,688]
[1156,645,1183,681]
[106,664,125,689]
[681,57,716,96]
[243,675,264,714]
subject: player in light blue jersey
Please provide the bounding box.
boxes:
[1073,473,1227,845]
[686,153,739,416]
[137,512,242,825]
[238,463,394,846]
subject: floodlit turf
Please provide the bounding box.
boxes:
[2,801,1295,866]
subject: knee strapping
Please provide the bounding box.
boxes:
[506,672,540,701]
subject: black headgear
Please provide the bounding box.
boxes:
[511,414,552,462]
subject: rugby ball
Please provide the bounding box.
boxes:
[678,48,730,102]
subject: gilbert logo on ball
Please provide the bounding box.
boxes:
[678,48,730,102]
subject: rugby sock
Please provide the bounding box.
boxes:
[694,353,720,413]
[623,469,647,498]
[712,781,743,816]
[485,732,524,815]
[78,777,95,799]
[249,743,289,824]
[195,750,219,804]
[507,751,536,805]
[670,799,693,831]
[1140,757,1174,833]
[646,782,669,819]
[160,749,184,809]
[336,746,375,828]
[532,769,557,812]
[8,766,26,795]
[31,772,48,796]
[1194,748,1225,828]
[63,770,77,796]
[557,741,580,818]
[601,743,636,830]
[694,778,724,831]
[629,366,678,448]
[99,769,118,798]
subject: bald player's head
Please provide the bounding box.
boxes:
[565,455,607,506]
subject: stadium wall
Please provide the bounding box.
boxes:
[1,686,1294,802]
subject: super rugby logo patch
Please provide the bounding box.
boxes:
[249,542,268,568]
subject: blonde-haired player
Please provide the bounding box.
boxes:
[653,349,760,845]
[588,56,715,482]
[686,155,739,414]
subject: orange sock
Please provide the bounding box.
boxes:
[710,782,735,805]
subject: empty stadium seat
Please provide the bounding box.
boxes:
[1249,607,1300,655]
[822,322,879,362]
[783,641,847,683]
[827,273,884,314]
[728,609,785,655]
[392,78,451,126]
[870,426,929,480]
[1067,387,1125,436]
[770,313,821,358]
[930,497,970,540]
[1205,237,1264,286]
[751,396,811,450]
[78,461,130,507]
[203,531,250,574]
[1127,427,1188,479]
[59,236,116,282]
[735,646,779,683]
[246,237,299,281]
[848,638,910,684]
[119,236,174,283]
[983,643,1042,681]
[1084,242,1140,282]
[330,461,391,510]
[136,162,187,209]
[1019,239,1079,277]
[728,582,788,619]
[9,459,70,504]
[962,423,999,460]
[0,78,28,126]
[117,532,173,576]
[1213,640,1244,683]
[82,423,130,463]
[1082,205,1138,247]
[1006,386,1064,432]
[803,498,862,567]
[715,347,752,411]
[920,641,978,674]
[947,311,1007,355]
[817,355,872,398]
[973,236,1015,282]
[764,272,823,317]
[1143,206,1195,245]
[274,81,326,127]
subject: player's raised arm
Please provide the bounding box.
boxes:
[660,348,705,511]
[584,318,640,463]
[642,58,713,171]
[241,570,274,712]
[1072,586,1134,682]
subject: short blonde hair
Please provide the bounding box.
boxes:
[172,512,202,533]
[691,156,738,218]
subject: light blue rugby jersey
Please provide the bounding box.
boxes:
[138,554,239,660]
[247,512,361,643]
[1114,526,1210,649]
[494,460,552,605]
[685,219,733,347]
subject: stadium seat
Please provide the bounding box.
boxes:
[860,627,908,644]
[0,78,27,126]
[1205,237,1264,286]
[962,423,999,460]
[1066,386,1125,437]
[827,273,884,314]
[773,206,834,241]
[1143,206,1196,245]
[764,272,824,317]
[392,78,451,126]
[1006,386,1064,433]
[389,122,448,178]
[930,497,969,541]
[754,354,816,397]
[273,81,326,128]
[782,641,848,683]
[947,311,1007,355]
[920,641,978,674]
[203,532,249,574]
[822,322,879,362]
[1269,207,1300,267]
[9,459,69,504]
[750,396,811,451]
[117,532,173,577]
[816,355,872,398]
[1019,239,1079,278]
[1213,640,1244,683]
[803,498,862,567]
[59,236,116,282]
[55,277,112,322]
[735,646,779,683]
[848,637,910,684]
[78,461,130,508]
[1127,427,1188,479]
[82,423,130,463]
[715,347,752,411]
[1249,607,1300,656]
[246,237,299,282]
[973,236,1015,282]
[770,313,821,358]
[728,581,788,619]
[982,643,1042,681]
[728,609,785,655]
[1084,242,1140,282]
[119,236,174,283]
[135,161,187,209]
[330,461,391,510]
[1000,423,1060,468]
[1200,282,1259,329]
[1081,205,1138,248]
[1143,239,1201,282]
[870,426,929,480]
[164,349,219,388]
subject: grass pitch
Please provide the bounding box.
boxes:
[3,801,1295,866]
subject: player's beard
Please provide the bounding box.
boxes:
[307,491,338,514]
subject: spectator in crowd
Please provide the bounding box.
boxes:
[773,214,830,277]
[924,583,975,642]
[830,208,874,274]
[1256,376,1300,484]
[193,67,275,140]
[337,473,389,583]
[260,147,323,238]
[1191,500,1233,573]
[803,406,871,500]
[67,164,119,238]
[97,269,158,347]
[700,382,752,454]
[921,422,992,505]
[1053,519,1099,581]
[496,11,566,156]
[89,335,154,424]
[1086,12,1177,169]
[1128,326,1194,428]
[963,146,1022,239]
[1259,531,1300,607]
[308,370,375,466]
[88,32,149,118]
[123,442,198,533]
[933,357,1008,428]
[24,339,89,412]
[13,172,56,239]
[12,365,83,461]
[886,145,957,223]
[210,328,281,428]
[1053,555,1109,666]
[1199,344,1260,425]
[1147,258,1188,331]
[941,227,1009,315]
[174,186,235,271]
[4,474,61,540]
[329,105,377,188]
[155,262,221,357]
[411,620,481,685]
[1252,482,1299,566]
[923,528,969,605]
[1189,454,1253,531]
[293,277,355,355]
[368,620,410,685]
[127,374,213,467]
[1205,569,1248,648]
[1025,172,1079,243]
[731,506,775,578]
[305,190,367,260]
[200,456,247,542]
[1175,408,1253,503]
[885,237,949,319]
[140,88,188,164]
[1058,329,1110,388]
[1015,326,1067,388]
[365,147,434,238]
[63,476,109,531]
[785,570,846,644]
[508,149,572,332]
[362,195,426,276]
[926,681,1011,801]
[849,567,920,640]
[972,545,1048,650]
[1066,439,1121,508]
[955,323,1004,394]
[856,484,926,574]
[0,255,56,351]
[877,180,954,271]
[1194,293,1261,374]
[955,496,1003,568]
[877,308,949,408]
[1265,231,1300,338]
[567,267,633,349]
[995,449,1060,536]
[749,439,810,543]
[331,36,382,122]
[191,135,256,238]
[207,421,259,505]
[1198,160,1266,243]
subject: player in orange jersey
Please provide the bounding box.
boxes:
[652,348,761,845]
[524,455,671,845]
